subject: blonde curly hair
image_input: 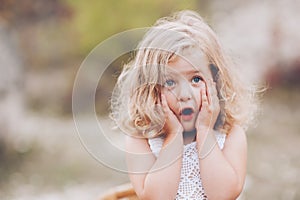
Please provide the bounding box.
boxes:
[111,10,257,138]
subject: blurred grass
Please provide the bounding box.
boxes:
[245,86,300,199]
[1,86,299,199]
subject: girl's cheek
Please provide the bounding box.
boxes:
[200,81,205,88]
[163,90,176,107]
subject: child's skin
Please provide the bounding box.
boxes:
[162,49,218,143]
[126,50,247,200]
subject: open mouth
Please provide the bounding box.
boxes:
[181,108,193,115]
[180,108,194,121]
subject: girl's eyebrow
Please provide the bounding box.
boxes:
[166,69,201,75]
[185,70,201,75]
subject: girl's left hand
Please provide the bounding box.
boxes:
[195,79,220,132]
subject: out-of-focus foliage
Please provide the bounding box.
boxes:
[0,0,72,26]
[1,0,300,199]
[65,0,200,54]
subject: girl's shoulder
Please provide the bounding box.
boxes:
[125,134,153,154]
[223,124,247,152]
[225,125,247,144]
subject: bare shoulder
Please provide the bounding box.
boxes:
[125,135,152,154]
[226,125,247,145]
[125,135,156,178]
[224,125,247,149]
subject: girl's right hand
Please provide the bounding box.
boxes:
[161,93,183,139]
[195,79,220,132]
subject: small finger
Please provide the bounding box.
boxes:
[201,88,208,105]
[211,81,219,104]
[161,94,170,113]
[206,80,213,104]
[210,79,219,101]
[161,93,166,106]
[212,81,217,95]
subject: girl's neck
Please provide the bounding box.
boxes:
[183,129,197,145]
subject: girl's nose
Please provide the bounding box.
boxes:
[177,82,192,102]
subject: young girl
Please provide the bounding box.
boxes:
[111,10,257,200]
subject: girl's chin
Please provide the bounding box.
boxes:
[181,123,196,132]
[179,117,196,132]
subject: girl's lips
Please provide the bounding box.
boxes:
[180,113,194,121]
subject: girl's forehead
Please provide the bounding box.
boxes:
[166,51,210,76]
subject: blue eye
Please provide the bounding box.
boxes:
[165,79,175,87]
[192,76,202,84]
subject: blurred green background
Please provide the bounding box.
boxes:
[0,0,300,199]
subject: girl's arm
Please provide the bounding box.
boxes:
[126,132,183,200]
[196,81,247,200]
[126,94,184,200]
[197,125,247,200]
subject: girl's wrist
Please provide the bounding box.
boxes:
[196,128,217,159]
[163,128,183,147]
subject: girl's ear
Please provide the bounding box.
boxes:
[209,63,219,83]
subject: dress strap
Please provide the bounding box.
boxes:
[215,132,226,150]
[148,137,164,157]
[148,132,227,157]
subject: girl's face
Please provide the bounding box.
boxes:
[162,52,213,132]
